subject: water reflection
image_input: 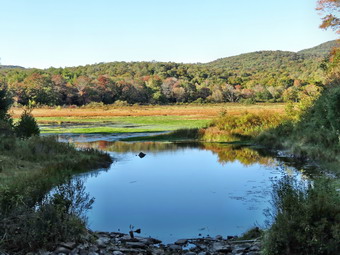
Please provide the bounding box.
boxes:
[75,140,277,167]
[62,139,309,243]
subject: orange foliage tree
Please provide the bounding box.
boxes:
[317,0,340,34]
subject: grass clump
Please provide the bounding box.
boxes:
[0,133,112,252]
[0,179,94,253]
[200,111,288,142]
[263,176,340,255]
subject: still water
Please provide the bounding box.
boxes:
[60,134,304,243]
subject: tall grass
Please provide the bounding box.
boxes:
[262,176,340,255]
[0,135,112,252]
[200,111,289,142]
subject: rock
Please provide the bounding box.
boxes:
[136,236,162,245]
[185,252,197,255]
[211,242,232,253]
[59,242,77,250]
[112,252,124,255]
[88,246,99,252]
[151,249,165,255]
[198,252,209,255]
[245,252,260,255]
[119,235,139,242]
[95,236,111,248]
[175,239,188,245]
[54,246,71,254]
[169,244,182,250]
[38,252,53,255]
[234,243,251,251]
[138,152,146,158]
[87,252,99,255]
[249,244,260,251]
[215,235,223,240]
[125,242,147,249]
[116,248,143,253]
[79,250,89,255]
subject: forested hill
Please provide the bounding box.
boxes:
[0,40,337,106]
[297,40,338,56]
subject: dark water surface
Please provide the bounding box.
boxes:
[62,135,305,243]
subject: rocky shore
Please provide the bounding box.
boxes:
[21,231,261,255]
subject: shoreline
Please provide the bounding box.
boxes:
[41,230,261,255]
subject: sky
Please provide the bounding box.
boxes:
[0,0,338,69]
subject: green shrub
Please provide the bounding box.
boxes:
[263,176,340,255]
[14,110,40,138]
[0,179,93,253]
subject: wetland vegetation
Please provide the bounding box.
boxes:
[0,0,339,253]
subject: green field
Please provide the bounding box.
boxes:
[37,115,212,134]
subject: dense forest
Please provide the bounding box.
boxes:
[0,40,337,106]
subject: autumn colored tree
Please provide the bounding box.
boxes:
[317,0,340,34]
[74,76,92,105]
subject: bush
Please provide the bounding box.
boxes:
[14,110,40,138]
[0,179,94,252]
[262,176,340,255]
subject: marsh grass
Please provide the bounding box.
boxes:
[122,128,201,141]
[0,135,112,252]
[200,111,289,142]
[262,176,340,255]
[38,116,211,134]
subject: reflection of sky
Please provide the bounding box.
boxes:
[74,144,290,243]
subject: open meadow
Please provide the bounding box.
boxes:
[10,103,286,134]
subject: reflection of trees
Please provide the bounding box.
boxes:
[199,143,275,166]
[75,140,204,153]
[75,140,276,167]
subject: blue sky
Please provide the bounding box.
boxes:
[0,0,337,68]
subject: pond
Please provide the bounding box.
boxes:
[53,133,308,243]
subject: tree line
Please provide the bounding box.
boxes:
[0,43,335,106]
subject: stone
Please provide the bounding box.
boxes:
[89,246,99,252]
[151,248,166,255]
[234,244,251,251]
[87,252,99,255]
[112,252,124,255]
[54,246,71,254]
[198,252,209,255]
[249,244,260,251]
[138,152,146,158]
[169,244,182,250]
[211,242,232,253]
[39,252,53,255]
[59,242,77,250]
[125,242,147,249]
[116,248,142,253]
[96,236,111,248]
[79,250,89,255]
[175,239,188,245]
[215,235,223,240]
[119,235,139,243]
[185,252,197,255]
[136,236,162,245]
[245,252,260,255]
